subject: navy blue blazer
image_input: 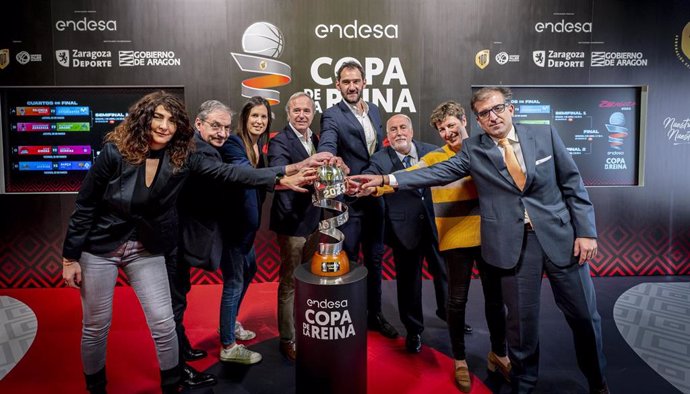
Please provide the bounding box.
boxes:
[268,125,321,237]
[317,100,385,175]
[396,124,597,268]
[364,141,439,250]
[217,135,267,253]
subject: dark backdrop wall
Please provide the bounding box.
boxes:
[1,0,689,288]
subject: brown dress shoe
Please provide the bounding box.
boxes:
[454,365,471,393]
[487,351,511,382]
[279,340,297,362]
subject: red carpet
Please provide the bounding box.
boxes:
[0,284,490,393]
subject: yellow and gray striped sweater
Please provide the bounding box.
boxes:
[416,145,480,251]
[377,144,480,251]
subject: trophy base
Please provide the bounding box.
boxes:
[310,251,350,277]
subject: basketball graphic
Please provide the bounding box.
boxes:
[242,22,284,58]
[232,22,292,105]
[605,111,629,150]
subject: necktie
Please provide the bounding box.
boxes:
[402,155,412,168]
[498,138,526,190]
[402,155,423,195]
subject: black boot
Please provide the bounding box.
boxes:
[84,367,107,394]
[160,364,182,394]
[181,364,217,389]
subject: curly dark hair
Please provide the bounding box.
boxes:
[104,91,194,170]
[237,96,272,168]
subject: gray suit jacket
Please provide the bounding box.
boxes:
[395,124,596,269]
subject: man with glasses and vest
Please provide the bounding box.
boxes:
[352,87,608,394]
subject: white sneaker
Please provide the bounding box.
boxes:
[219,344,262,364]
[235,320,256,341]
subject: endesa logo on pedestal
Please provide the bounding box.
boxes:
[303,298,355,340]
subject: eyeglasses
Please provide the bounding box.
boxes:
[475,103,510,120]
[202,120,231,133]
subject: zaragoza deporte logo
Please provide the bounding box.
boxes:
[231,22,292,105]
[674,21,690,69]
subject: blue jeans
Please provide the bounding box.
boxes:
[79,241,178,374]
[219,245,257,345]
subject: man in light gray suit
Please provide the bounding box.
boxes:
[352,87,608,394]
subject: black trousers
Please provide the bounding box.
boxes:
[444,246,506,360]
[341,196,385,315]
[390,228,446,335]
[165,251,192,365]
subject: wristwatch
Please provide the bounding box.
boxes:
[274,172,285,185]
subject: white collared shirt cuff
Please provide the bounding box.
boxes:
[388,174,398,186]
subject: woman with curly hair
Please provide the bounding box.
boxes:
[61,91,322,393]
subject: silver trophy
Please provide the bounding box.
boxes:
[310,164,350,276]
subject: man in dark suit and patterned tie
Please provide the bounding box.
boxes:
[363,114,445,353]
[268,92,322,361]
[353,86,608,394]
[318,60,398,339]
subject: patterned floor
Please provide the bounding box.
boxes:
[2,278,688,393]
[0,296,37,380]
[614,282,690,394]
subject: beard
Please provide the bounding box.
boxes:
[391,140,411,154]
[342,89,362,104]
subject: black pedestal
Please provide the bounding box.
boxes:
[294,263,368,394]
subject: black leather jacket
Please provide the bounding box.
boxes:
[62,140,279,260]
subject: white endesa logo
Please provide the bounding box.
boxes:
[55,17,117,32]
[534,19,592,33]
[303,298,355,340]
[305,298,348,309]
[315,20,398,39]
